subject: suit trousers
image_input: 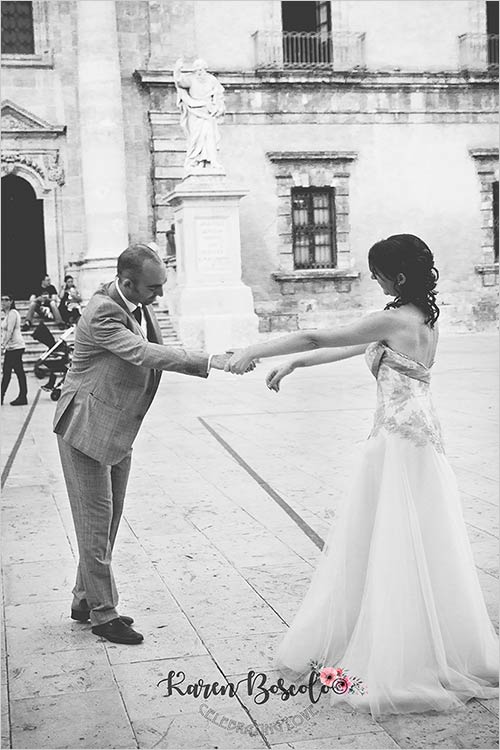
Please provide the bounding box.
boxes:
[57,435,131,626]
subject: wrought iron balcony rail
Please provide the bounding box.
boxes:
[253,30,366,71]
[458,33,499,71]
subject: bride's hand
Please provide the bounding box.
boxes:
[266,362,295,392]
[225,348,255,374]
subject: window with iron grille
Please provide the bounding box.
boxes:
[493,180,499,262]
[1,1,35,55]
[291,187,337,269]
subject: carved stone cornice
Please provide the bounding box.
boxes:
[1,150,65,188]
[267,151,358,163]
[1,152,45,179]
[135,68,498,89]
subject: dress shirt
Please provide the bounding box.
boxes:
[115,278,213,372]
[115,279,148,338]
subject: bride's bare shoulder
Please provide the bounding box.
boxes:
[387,304,428,326]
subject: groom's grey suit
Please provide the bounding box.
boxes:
[54,281,209,625]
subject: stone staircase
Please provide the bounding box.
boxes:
[14,301,180,372]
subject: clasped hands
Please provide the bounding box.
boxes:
[209,349,291,393]
[209,349,255,375]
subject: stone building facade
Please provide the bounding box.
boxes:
[1,0,498,332]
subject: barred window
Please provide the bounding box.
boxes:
[291,187,336,269]
[1,1,35,55]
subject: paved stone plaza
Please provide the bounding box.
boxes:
[1,333,498,750]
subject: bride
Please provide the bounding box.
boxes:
[227,234,498,719]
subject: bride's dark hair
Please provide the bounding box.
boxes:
[368,234,440,327]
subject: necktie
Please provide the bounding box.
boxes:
[132,305,155,341]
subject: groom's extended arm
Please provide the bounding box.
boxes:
[80,298,209,377]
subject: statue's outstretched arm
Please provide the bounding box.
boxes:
[173,58,192,91]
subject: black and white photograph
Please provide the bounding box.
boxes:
[0,0,498,748]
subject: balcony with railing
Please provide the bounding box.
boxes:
[458,33,499,72]
[252,30,366,72]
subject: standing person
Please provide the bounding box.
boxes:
[1,293,28,406]
[58,274,82,325]
[53,244,247,646]
[227,234,498,718]
[22,274,65,329]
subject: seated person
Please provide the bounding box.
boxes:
[22,275,65,330]
[58,275,82,325]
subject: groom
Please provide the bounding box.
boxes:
[54,244,239,645]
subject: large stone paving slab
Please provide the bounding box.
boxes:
[3,559,76,608]
[9,689,135,749]
[270,733,399,749]
[206,632,288,675]
[4,600,103,660]
[132,709,268,749]
[377,699,499,749]
[103,609,209,666]
[7,644,114,701]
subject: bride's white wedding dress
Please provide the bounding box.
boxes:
[275,340,499,719]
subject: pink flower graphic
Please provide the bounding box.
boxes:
[319,667,343,687]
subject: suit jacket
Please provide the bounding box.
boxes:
[53,281,209,465]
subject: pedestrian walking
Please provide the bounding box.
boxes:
[1,293,28,406]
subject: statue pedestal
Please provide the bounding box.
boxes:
[164,175,259,351]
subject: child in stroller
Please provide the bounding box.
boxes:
[32,322,74,401]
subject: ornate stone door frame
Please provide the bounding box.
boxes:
[1,100,66,287]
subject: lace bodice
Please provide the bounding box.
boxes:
[365,341,444,453]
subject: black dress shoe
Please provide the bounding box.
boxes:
[10,397,28,406]
[91,618,143,644]
[71,608,134,626]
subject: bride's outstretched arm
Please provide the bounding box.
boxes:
[265,345,367,392]
[227,310,398,374]
[293,344,368,368]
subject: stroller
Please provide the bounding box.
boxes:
[32,322,75,401]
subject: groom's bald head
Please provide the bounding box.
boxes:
[117,244,166,305]
[117,244,163,283]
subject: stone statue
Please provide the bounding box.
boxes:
[173,58,225,174]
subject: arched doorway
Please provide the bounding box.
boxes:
[1,173,46,298]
